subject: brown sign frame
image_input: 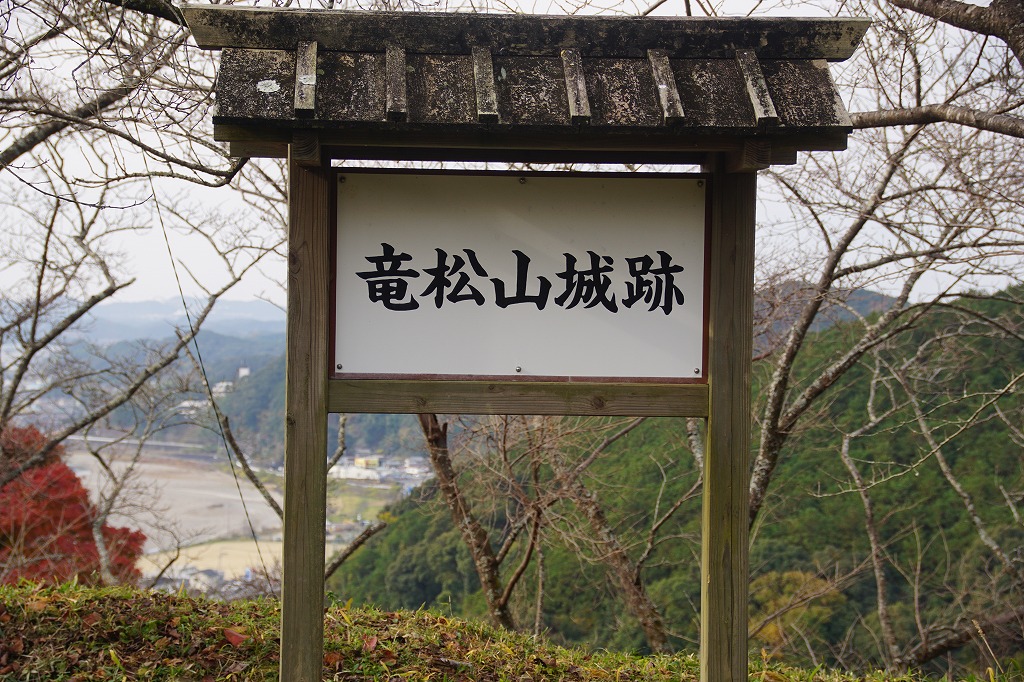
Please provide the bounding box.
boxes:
[328,168,713,417]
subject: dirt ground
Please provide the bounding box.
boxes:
[65,451,284,558]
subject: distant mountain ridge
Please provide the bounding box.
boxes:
[754,282,896,355]
[77,298,286,344]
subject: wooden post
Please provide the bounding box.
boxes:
[280,150,330,681]
[701,159,755,682]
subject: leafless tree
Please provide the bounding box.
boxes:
[0,0,282,587]
[418,413,525,630]
[417,413,703,651]
[756,292,1024,673]
[1,0,280,454]
[752,0,1024,525]
[79,425,199,584]
[176,346,386,583]
[736,0,1024,669]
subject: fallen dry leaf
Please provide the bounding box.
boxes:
[223,627,250,647]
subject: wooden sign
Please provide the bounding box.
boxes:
[332,171,709,413]
[182,5,868,680]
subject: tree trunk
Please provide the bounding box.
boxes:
[554,466,672,654]
[418,413,517,631]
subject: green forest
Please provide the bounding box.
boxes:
[326,288,1024,676]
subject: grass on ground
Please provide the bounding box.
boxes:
[0,581,991,681]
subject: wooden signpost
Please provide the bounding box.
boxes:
[182,5,868,680]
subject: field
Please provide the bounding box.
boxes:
[66,450,400,580]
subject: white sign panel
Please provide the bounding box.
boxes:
[333,172,707,381]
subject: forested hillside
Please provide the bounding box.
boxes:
[73,324,419,464]
[217,355,420,464]
[330,288,1024,676]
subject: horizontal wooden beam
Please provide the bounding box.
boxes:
[222,137,842,163]
[229,140,288,158]
[213,122,851,160]
[224,137,714,162]
[328,379,710,417]
[183,5,870,61]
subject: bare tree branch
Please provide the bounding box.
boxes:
[218,414,284,520]
[324,521,387,581]
[0,81,139,171]
[897,605,1024,668]
[852,105,1024,139]
[98,0,186,25]
[888,0,1024,66]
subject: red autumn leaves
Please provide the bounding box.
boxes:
[0,425,145,585]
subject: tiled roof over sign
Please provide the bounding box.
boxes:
[182,5,869,165]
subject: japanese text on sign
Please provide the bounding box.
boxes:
[357,244,686,314]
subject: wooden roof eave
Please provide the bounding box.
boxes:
[212,120,849,166]
[182,5,868,167]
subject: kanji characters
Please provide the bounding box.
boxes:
[421,248,489,308]
[554,250,618,312]
[492,250,552,309]
[356,242,420,311]
[622,251,685,315]
[356,244,688,315]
